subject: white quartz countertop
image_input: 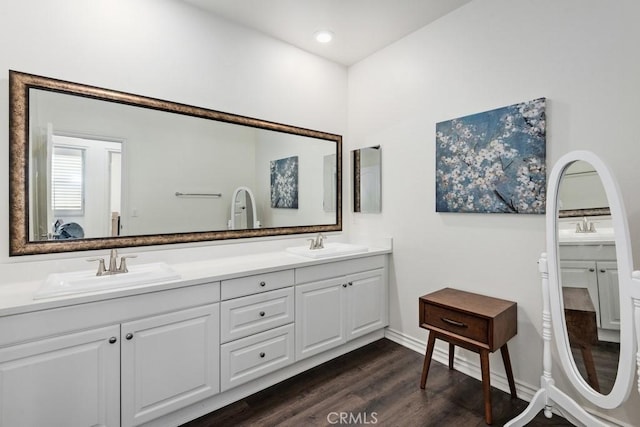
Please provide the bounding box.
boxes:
[0,245,392,317]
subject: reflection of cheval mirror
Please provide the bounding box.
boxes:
[507,151,638,426]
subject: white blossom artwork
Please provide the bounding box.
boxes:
[435,98,546,214]
[271,156,299,209]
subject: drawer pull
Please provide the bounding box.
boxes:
[259,352,266,358]
[441,317,467,328]
[259,281,266,287]
[259,311,266,317]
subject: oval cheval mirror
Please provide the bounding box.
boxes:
[506,150,636,426]
[549,152,635,411]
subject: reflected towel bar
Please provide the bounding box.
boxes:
[175,192,222,197]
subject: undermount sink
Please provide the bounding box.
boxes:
[34,262,181,300]
[286,242,369,259]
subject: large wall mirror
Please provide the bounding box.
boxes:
[9,71,342,256]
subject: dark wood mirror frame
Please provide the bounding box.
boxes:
[9,71,342,256]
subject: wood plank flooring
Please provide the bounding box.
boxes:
[181,338,572,427]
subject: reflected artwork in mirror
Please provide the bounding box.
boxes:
[353,146,381,213]
[9,71,342,255]
[557,161,618,396]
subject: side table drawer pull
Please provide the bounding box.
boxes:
[441,317,467,328]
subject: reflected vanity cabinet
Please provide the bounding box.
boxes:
[559,244,620,334]
[0,253,389,427]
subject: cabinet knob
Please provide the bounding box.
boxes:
[109,337,117,344]
[348,282,353,286]
[589,268,595,272]
[600,269,606,273]
[259,352,266,358]
[126,333,134,340]
[259,311,266,317]
[342,283,347,288]
[259,281,266,287]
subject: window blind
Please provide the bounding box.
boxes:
[51,147,84,213]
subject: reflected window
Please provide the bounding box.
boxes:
[51,146,85,215]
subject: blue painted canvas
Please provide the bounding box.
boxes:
[271,156,299,209]
[435,98,546,214]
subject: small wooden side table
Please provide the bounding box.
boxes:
[419,288,517,425]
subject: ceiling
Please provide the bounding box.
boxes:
[181,0,472,66]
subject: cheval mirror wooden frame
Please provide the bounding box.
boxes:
[507,150,639,426]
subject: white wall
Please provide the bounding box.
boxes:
[0,0,347,279]
[347,0,640,423]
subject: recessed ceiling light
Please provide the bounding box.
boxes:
[314,30,333,43]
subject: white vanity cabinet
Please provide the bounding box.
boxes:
[560,244,620,335]
[0,281,220,427]
[220,270,295,391]
[0,249,391,427]
[0,324,121,427]
[294,255,388,360]
[121,304,220,427]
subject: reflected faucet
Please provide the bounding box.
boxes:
[575,217,596,233]
[307,233,326,250]
[88,249,137,276]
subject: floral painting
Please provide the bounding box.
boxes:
[271,156,299,209]
[435,98,546,214]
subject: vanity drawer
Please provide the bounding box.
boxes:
[221,269,294,300]
[422,302,489,345]
[220,288,294,343]
[220,323,294,391]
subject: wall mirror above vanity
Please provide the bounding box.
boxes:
[9,71,342,256]
[352,145,381,213]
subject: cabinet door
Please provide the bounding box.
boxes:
[295,277,347,360]
[560,260,601,326]
[0,325,120,427]
[597,261,620,330]
[121,304,220,427]
[346,268,387,340]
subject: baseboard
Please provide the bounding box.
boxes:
[383,328,540,401]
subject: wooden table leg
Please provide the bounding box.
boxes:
[480,349,492,425]
[500,344,517,398]
[580,344,600,393]
[448,343,455,369]
[420,332,436,389]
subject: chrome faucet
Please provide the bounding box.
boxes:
[307,233,326,250]
[88,249,137,276]
[575,216,596,233]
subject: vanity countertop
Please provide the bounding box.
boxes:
[0,245,392,317]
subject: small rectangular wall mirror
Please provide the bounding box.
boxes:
[353,146,381,213]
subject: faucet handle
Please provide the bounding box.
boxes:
[87,258,107,276]
[307,238,316,250]
[117,255,138,273]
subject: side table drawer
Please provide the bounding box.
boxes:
[422,302,488,345]
[220,324,294,391]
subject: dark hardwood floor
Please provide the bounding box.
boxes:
[181,339,573,427]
